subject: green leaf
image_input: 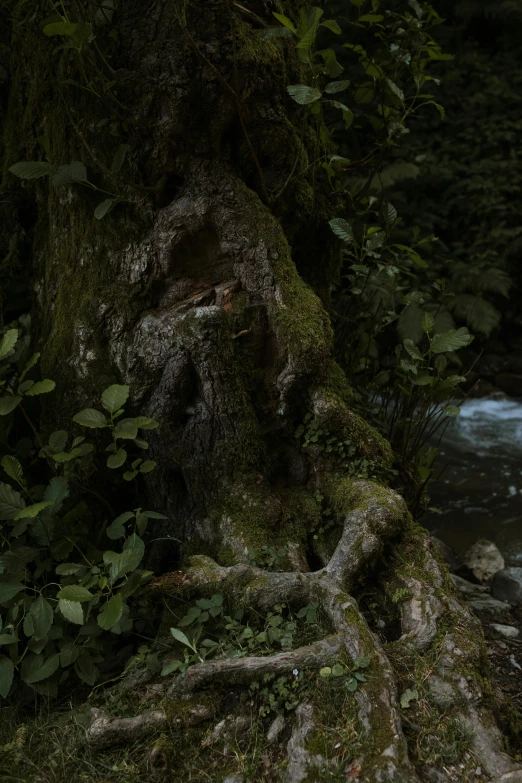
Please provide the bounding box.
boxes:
[1,456,24,487]
[30,596,54,641]
[102,384,129,414]
[52,161,88,186]
[110,542,144,582]
[0,329,18,359]
[0,634,18,645]
[319,666,332,678]
[403,339,423,361]
[55,563,83,575]
[111,144,130,174]
[8,162,54,180]
[47,430,68,454]
[43,20,79,37]
[170,627,193,649]
[134,416,159,430]
[58,599,84,624]
[14,501,52,519]
[60,642,79,667]
[325,80,350,94]
[24,379,55,396]
[44,476,69,508]
[107,449,127,469]
[25,652,60,684]
[73,408,108,428]
[0,484,25,520]
[430,327,471,354]
[97,592,123,630]
[0,582,24,603]
[400,688,419,708]
[420,312,435,335]
[320,19,342,33]
[0,396,22,416]
[123,470,138,481]
[57,585,93,602]
[331,663,345,677]
[94,198,118,219]
[329,218,354,244]
[0,656,14,698]
[287,85,322,105]
[114,418,138,440]
[358,13,384,21]
[443,405,461,417]
[142,510,168,520]
[139,460,156,473]
[75,652,98,685]
[106,511,134,539]
[272,12,296,33]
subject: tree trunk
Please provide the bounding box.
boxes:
[2,1,521,781]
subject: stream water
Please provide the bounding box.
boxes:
[423,396,522,565]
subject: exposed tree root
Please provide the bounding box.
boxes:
[86,480,522,782]
[87,707,167,748]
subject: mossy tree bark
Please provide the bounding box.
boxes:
[1,1,521,781]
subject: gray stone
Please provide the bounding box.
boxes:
[451,574,489,596]
[492,568,522,604]
[469,596,512,616]
[267,714,285,743]
[491,773,522,783]
[463,540,505,583]
[222,776,244,783]
[490,623,520,639]
[431,536,460,573]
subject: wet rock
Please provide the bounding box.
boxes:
[469,595,513,616]
[492,568,522,604]
[490,623,520,639]
[431,536,460,573]
[463,540,505,583]
[495,373,522,397]
[451,574,489,596]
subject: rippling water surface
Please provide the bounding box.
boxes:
[423,396,522,563]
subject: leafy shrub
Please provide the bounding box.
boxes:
[0,322,165,700]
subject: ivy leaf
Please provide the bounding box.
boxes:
[97,592,123,630]
[24,379,55,396]
[0,656,14,698]
[58,599,84,625]
[73,408,108,428]
[107,449,127,469]
[329,218,354,244]
[30,596,54,641]
[0,397,22,416]
[287,85,322,105]
[0,329,18,359]
[8,162,53,180]
[57,585,93,602]
[430,327,471,354]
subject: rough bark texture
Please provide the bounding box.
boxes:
[2,1,522,781]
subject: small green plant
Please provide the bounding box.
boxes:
[162,598,320,676]
[0,325,166,699]
[318,655,371,693]
[247,545,287,571]
[250,671,303,717]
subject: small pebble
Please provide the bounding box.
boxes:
[490,623,520,639]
